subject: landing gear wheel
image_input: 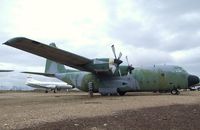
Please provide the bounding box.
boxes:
[171,89,180,95]
[100,93,107,96]
[117,88,126,96]
[118,91,126,96]
[45,90,48,93]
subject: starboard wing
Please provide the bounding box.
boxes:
[3,37,92,71]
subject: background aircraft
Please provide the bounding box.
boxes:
[26,77,72,93]
[3,37,200,96]
[189,83,200,91]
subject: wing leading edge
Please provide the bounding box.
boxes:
[3,37,92,71]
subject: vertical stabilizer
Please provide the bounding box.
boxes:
[45,43,67,74]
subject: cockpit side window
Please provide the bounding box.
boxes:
[174,67,186,73]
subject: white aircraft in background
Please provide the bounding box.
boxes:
[26,77,73,93]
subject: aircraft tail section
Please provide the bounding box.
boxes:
[45,43,67,74]
[45,59,67,73]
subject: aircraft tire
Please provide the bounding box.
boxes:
[171,89,179,95]
[118,91,126,96]
[45,90,48,93]
[100,93,108,96]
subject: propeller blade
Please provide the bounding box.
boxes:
[118,69,122,77]
[126,56,129,65]
[126,56,134,75]
[111,45,117,59]
[118,52,122,60]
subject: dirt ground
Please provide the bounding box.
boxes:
[0,91,200,130]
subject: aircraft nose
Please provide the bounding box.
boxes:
[188,75,199,87]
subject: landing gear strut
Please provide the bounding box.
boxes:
[53,89,56,93]
[171,89,180,95]
[88,82,93,97]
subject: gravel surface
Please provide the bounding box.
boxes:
[0,91,199,130]
[22,104,200,130]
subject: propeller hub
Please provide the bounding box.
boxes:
[128,66,134,71]
[114,59,123,65]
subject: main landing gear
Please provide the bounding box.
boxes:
[171,89,180,95]
[53,89,56,93]
[117,88,126,96]
[88,82,94,97]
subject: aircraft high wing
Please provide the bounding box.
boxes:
[3,37,123,75]
[3,37,92,72]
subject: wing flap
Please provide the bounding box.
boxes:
[3,37,92,71]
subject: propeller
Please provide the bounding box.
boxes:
[118,52,122,60]
[111,45,123,65]
[111,45,117,59]
[111,45,123,76]
[126,56,130,65]
[126,56,134,75]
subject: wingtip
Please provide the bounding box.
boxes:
[2,40,11,46]
[2,41,10,45]
[3,37,27,46]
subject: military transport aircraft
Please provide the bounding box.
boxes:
[26,77,73,93]
[3,37,200,96]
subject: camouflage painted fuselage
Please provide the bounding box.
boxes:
[55,65,189,94]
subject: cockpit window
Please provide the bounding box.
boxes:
[174,67,186,73]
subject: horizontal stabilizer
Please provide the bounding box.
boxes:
[22,71,55,77]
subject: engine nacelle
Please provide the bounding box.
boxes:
[86,58,116,74]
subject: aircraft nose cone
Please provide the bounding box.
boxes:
[188,75,199,87]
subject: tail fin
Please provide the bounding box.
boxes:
[45,43,67,74]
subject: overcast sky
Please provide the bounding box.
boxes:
[0,0,200,78]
